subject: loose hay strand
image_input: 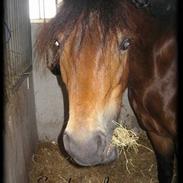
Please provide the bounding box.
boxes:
[138,144,153,152]
[123,150,131,174]
[111,120,153,173]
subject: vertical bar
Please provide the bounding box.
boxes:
[38,0,41,19]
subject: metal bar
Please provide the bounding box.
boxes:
[4,0,32,102]
[12,65,32,92]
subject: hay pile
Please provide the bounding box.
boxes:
[111,121,154,173]
[112,121,153,152]
[111,120,140,153]
[29,134,160,183]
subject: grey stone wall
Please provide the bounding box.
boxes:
[118,89,142,134]
[31,23,64,141]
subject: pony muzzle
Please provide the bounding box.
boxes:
[63,130,117,166]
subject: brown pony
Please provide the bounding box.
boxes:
[36,0,177,182]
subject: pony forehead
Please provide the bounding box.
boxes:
[56,15,130,45]
[36,0,148,59]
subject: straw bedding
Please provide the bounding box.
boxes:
[29,133,160,183]
[29,121,177,183]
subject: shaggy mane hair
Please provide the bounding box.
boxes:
[36,0,154,61]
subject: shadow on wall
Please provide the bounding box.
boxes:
[119,89,142,134]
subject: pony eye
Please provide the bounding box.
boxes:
[119,38,131,51]
[54,40,60,47]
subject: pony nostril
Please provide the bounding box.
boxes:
[96,132,106,155]
[63,132,71,152]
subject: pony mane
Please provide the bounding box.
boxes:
[36,0,154,62]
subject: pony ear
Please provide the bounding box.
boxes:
[131,0,150,8]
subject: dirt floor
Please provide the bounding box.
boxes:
[29,134,177,183]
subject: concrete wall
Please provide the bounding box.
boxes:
[119,89,142,133]
[4,74,38,183]
[31,23,141,141]
[31,23,64,141]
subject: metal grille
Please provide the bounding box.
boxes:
[4,0,32,101]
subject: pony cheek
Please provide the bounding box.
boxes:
[60,66,69,86]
